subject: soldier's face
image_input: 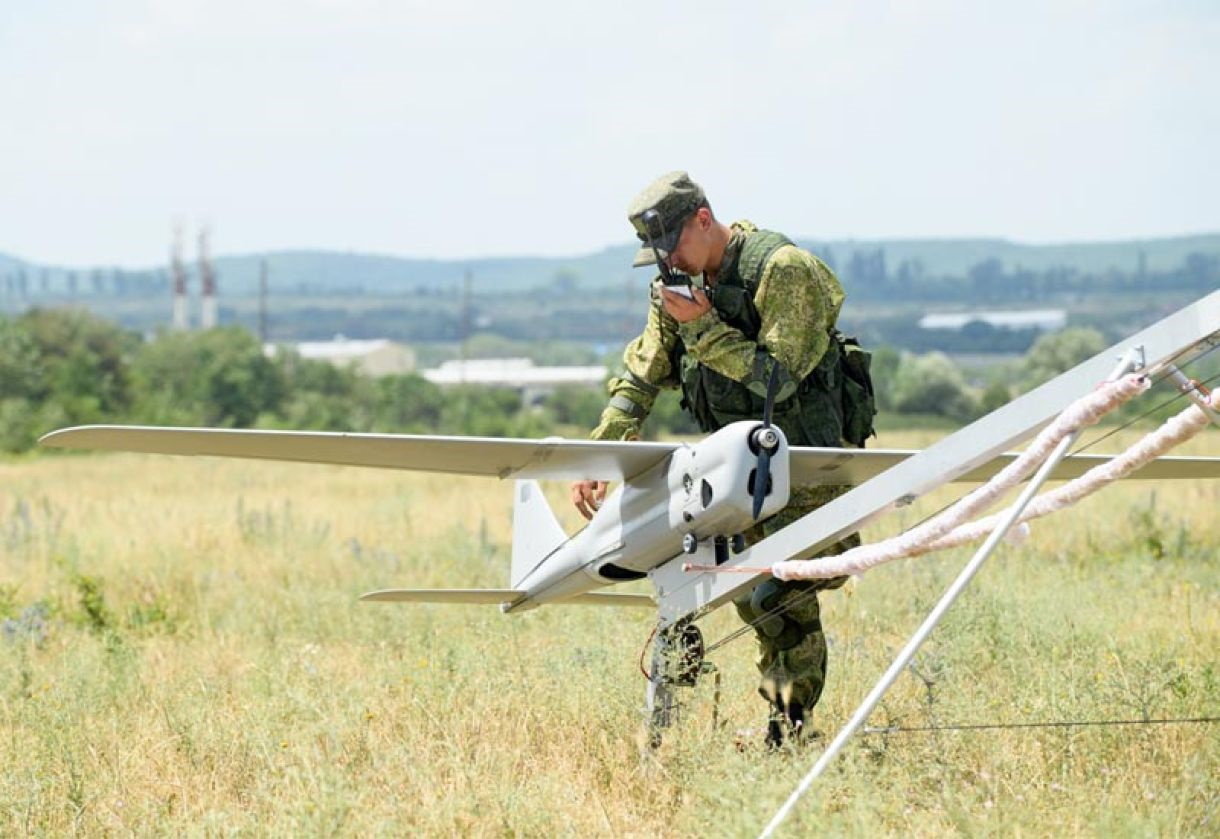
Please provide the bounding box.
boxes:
[666,208,714,276]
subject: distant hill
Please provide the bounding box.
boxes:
[206,233,1220,295]
[804,234,1220,277]
[208,247,640,295]
[3,233,1218,297]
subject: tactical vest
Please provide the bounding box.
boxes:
[674,230,876,448]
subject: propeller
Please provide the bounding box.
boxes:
[750,363,783,519]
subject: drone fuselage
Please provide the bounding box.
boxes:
[504,420,790,611]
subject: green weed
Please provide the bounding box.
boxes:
[0,437,1214,835]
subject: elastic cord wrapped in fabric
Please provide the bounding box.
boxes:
[772,373,1153,581]
[919,386,1219,553]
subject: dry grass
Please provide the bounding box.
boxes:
[1,427,1217,836]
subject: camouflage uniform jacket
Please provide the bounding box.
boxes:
[591,220,847,443]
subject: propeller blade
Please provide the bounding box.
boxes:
[753,362,783,519]
[752,448,772,520]
[762,363,781,428]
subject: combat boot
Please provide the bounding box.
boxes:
[764,698,806,750]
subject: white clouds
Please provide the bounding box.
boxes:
[0,0,1215,265]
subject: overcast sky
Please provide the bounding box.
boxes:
[1,0,1216,267]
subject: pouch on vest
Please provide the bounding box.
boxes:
[835,331,877,447]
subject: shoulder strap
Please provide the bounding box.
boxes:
[736,230,794,292]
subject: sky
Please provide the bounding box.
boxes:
[1,0,1217,267]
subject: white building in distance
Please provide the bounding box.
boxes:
[424,358,607,402]
[919,308,1067,331]
[266,337,416,377]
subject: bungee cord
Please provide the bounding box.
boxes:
[697,354,1215,589]
[770,378,1216,580]
[881,348,1220,546]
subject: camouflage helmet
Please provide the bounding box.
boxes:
[627,171,706,268]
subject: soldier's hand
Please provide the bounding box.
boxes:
[660,286,712,323]
[571,480,609,520]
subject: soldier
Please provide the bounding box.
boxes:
[571,171,872,748]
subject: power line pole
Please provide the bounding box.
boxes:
[460,268,472,374]
[460,268,472,428]
[258,258,269,343]
[171,222,188,330]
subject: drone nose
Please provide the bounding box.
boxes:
[752,426,780,453]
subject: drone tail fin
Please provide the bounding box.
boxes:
[510,479,569,589]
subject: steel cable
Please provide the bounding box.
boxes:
[862,715,1219,735]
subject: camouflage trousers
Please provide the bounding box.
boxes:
[733,485,859,709]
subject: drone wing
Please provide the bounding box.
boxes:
[359,588,654,608]
[39,425,678,482]
[789,446,1220,486]
[41,426,1220,486]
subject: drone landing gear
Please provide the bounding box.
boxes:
[644,619,718,748]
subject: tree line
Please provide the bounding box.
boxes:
[822,249,1219,303]
[0,309,527,452]
[3,308,1180,456]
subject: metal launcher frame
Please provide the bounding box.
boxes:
[642,290,1220,748]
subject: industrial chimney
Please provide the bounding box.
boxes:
[199,226,217,330]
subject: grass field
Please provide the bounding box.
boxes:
[1,427,1217,836]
